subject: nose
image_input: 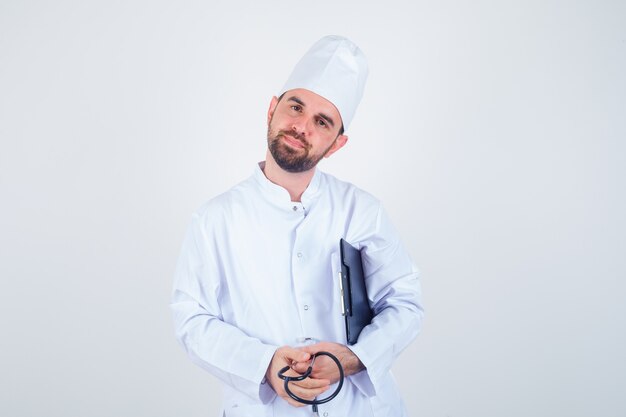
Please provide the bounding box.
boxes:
[291,122,306,138]
[291,115,314,137]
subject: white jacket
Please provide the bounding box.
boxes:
[171,163,423,417]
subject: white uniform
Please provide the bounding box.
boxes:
[171,162,423,417]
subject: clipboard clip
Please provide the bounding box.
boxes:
[339,272,346,316]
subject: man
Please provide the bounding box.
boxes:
[171,35,423,417]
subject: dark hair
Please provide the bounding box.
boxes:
[276,92,345,136]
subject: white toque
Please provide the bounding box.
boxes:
[280,35,369,131]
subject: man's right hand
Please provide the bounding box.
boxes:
[265,346,331,408]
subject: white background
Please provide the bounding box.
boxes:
[1,1,625,416]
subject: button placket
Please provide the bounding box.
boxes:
[298,249,308,313]
[292,231,309,336]
[290,202,307,217]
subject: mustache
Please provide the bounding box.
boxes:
[277,130,310,149]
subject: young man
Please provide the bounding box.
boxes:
[171,35,423,417]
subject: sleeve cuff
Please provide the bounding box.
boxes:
[348,367,377,397]
[348,342,381,397]
[256,345,279,404]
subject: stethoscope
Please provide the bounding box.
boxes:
[277,351,344,414]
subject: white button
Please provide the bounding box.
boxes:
[304,305,309,311]
[323,412,328,417]
[292,206,298,211]
[297,252,303,258]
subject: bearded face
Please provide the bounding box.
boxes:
[267,123,336,173]
[265,90,346,173]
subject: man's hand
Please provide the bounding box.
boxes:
[291,342,365,384]
[265,346,331,407]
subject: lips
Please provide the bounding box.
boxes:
[280,133,307,149]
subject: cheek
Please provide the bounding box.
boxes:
[273,113,298,129]
[312,138,334,155]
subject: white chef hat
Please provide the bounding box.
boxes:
[279,35,369,131]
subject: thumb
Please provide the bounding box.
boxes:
[281,346,310,362]
[298,344,320,355]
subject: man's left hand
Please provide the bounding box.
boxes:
[291,342,365,384]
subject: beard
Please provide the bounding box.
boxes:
[267,124,333,173]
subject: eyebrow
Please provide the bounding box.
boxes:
[287,96,336,128]
[288,96,305,107]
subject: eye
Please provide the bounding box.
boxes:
[316,118,328,128]
[290,105,302,112]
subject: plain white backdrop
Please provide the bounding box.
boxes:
[1,1,625,416]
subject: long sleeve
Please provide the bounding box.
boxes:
[170,212,278,403]
[348,203,424,396]
[171,167,422,416]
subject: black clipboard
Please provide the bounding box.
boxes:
[339,238,373,345]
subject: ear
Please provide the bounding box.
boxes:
[267,96,279,125]
[324,134,348,159]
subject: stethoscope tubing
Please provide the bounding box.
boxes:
[277,351,344,406]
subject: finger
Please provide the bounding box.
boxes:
[291,362,310,374]
[286,382,330,401]
[311,361,342,383]
[292,377,331,389]
[309,368,336,380]
[280,346,310,362]
[278,367,303,378]
[282,395,308,408]
[287,358,335,382]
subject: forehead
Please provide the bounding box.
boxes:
[281,88,342,120]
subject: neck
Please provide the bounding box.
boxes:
[263,150,315,202]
